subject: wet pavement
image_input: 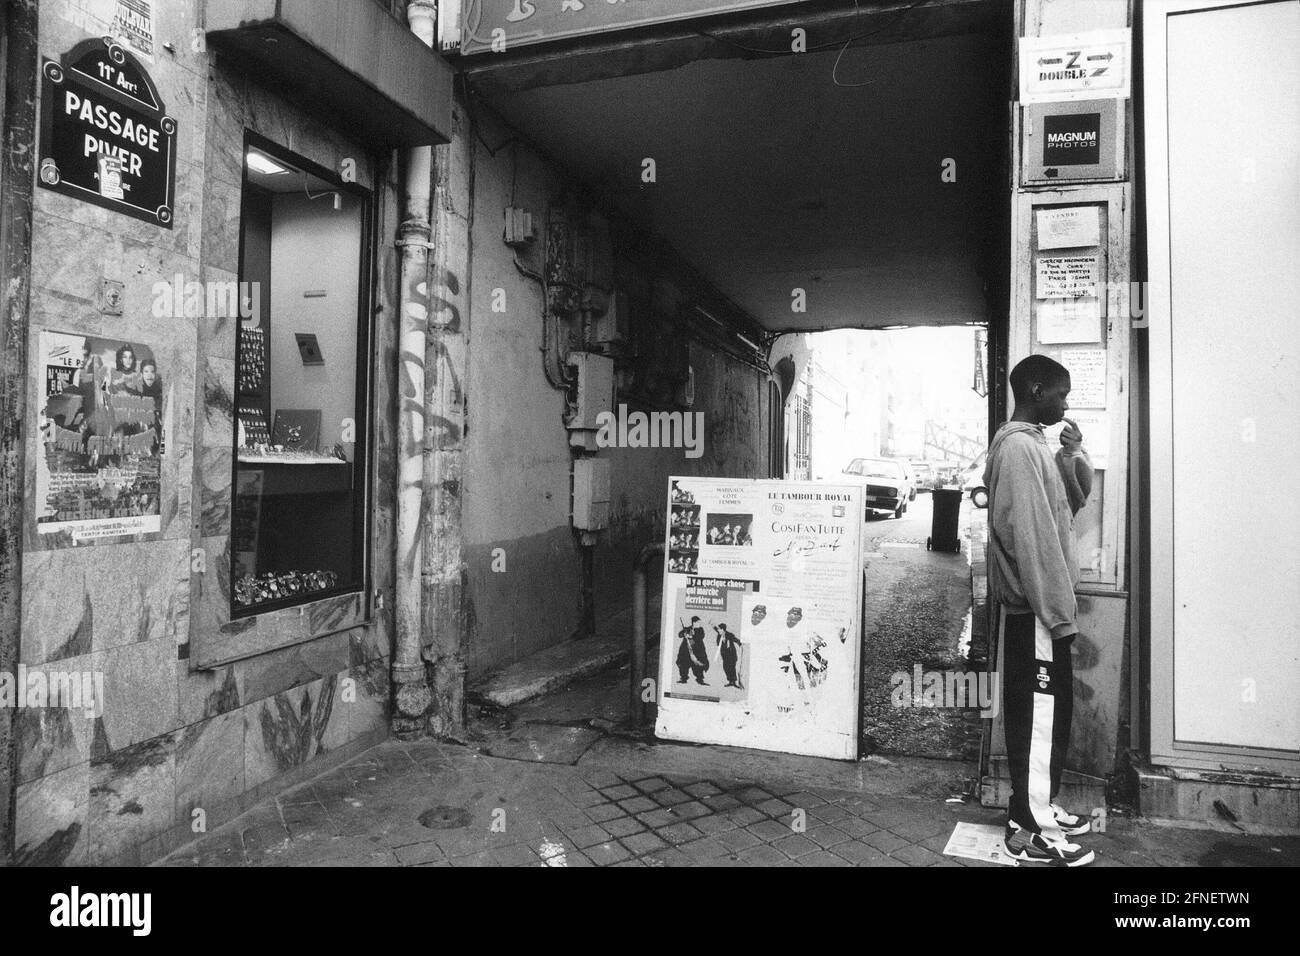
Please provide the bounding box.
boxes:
[158,663,1299,867]
[860,494,986,759]
[156,493,1299,867]
[156,730,1299,867]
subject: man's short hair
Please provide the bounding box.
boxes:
[1009,354,1070,403]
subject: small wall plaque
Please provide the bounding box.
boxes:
[295,333,324,366]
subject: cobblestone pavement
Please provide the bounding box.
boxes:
[158,737,1299,867]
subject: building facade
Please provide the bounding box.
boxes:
[0,0,1295,865]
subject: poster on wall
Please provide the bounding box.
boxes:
[657,477,864,760]
[35,330,167,542]
[109,0,155,62]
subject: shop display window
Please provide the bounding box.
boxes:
[231,134,371,615]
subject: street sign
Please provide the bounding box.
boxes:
[38,37,177,228]
[461,0,806,55]
[1018,28,1130,104]
[1022,98,1125,184]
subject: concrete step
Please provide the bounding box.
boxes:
[471,597,663,709]
[1132,761,1300,833]
[472,633,628,708]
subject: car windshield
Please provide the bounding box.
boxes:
[858,459,902,479]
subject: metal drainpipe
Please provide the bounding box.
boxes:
[391,0,438,738]
[629,542,665,727]
[0,0,39,865]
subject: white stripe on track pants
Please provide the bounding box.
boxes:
[1001,610,1074,843]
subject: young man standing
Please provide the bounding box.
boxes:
[984,354,1095,866]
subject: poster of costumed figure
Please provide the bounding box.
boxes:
[657,478,864,760]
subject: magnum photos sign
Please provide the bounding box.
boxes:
[462,0,805,55]
[39,37,177,227]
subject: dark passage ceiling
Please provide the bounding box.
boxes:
[478,27,1009,332]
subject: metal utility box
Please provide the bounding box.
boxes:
[567,352,615,451]
[572,457,611,531]
[1022,99,1125,185]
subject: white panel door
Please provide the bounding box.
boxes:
[1162,1,1300,751]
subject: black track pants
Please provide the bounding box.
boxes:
[1002,610,1074,839]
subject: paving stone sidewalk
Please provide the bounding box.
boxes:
[157,737,1299,868]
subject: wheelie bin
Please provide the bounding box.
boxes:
[927,487,963,553]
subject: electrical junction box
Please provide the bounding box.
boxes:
[504,206,536,247]
[572,457,611,531]
[567,351,615,450]
[1022,98,1125,184]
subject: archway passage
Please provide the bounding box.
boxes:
[460,3,1012,760]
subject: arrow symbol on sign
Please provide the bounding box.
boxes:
[1087,52,1114,61]
[1038,57,1062,66]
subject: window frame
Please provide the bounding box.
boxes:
[228,130,375,620]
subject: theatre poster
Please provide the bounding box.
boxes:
[658,477,864,760]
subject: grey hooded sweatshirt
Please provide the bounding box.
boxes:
[983,422,1093,639]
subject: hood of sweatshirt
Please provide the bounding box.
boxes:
[983,421,1044,487]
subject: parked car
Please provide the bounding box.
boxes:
[843,457,913,518]
[909,460,935,492]
[961,455,988,508]
[898,460,919,501]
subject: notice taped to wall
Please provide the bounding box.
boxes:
[1036,254,1099,299]
[1036,206,1100,250]
[36,330,167,542]
[1048,346,1107,408]
[657,478,863,760]
[1037,297,1102,345]
[1046,409,1110,471]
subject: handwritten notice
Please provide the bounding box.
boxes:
[1051,347,1107,407]
[1048,410,1111,470]
[1037,206,1100,250]
[1036,254,1099,299]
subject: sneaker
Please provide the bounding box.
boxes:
[1004,823,1095,867]
[1050,802,1092,837]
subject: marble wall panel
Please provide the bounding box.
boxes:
[20,540,190,663]
[88,732,178,865]
[243,676,339,791]
[91,638,179,755]
[199,445,233,539]
[13,762,89,867]
[175,661,242,726]
[348,657,390,742]
[14,650,99,784]
[174,710,246,827]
